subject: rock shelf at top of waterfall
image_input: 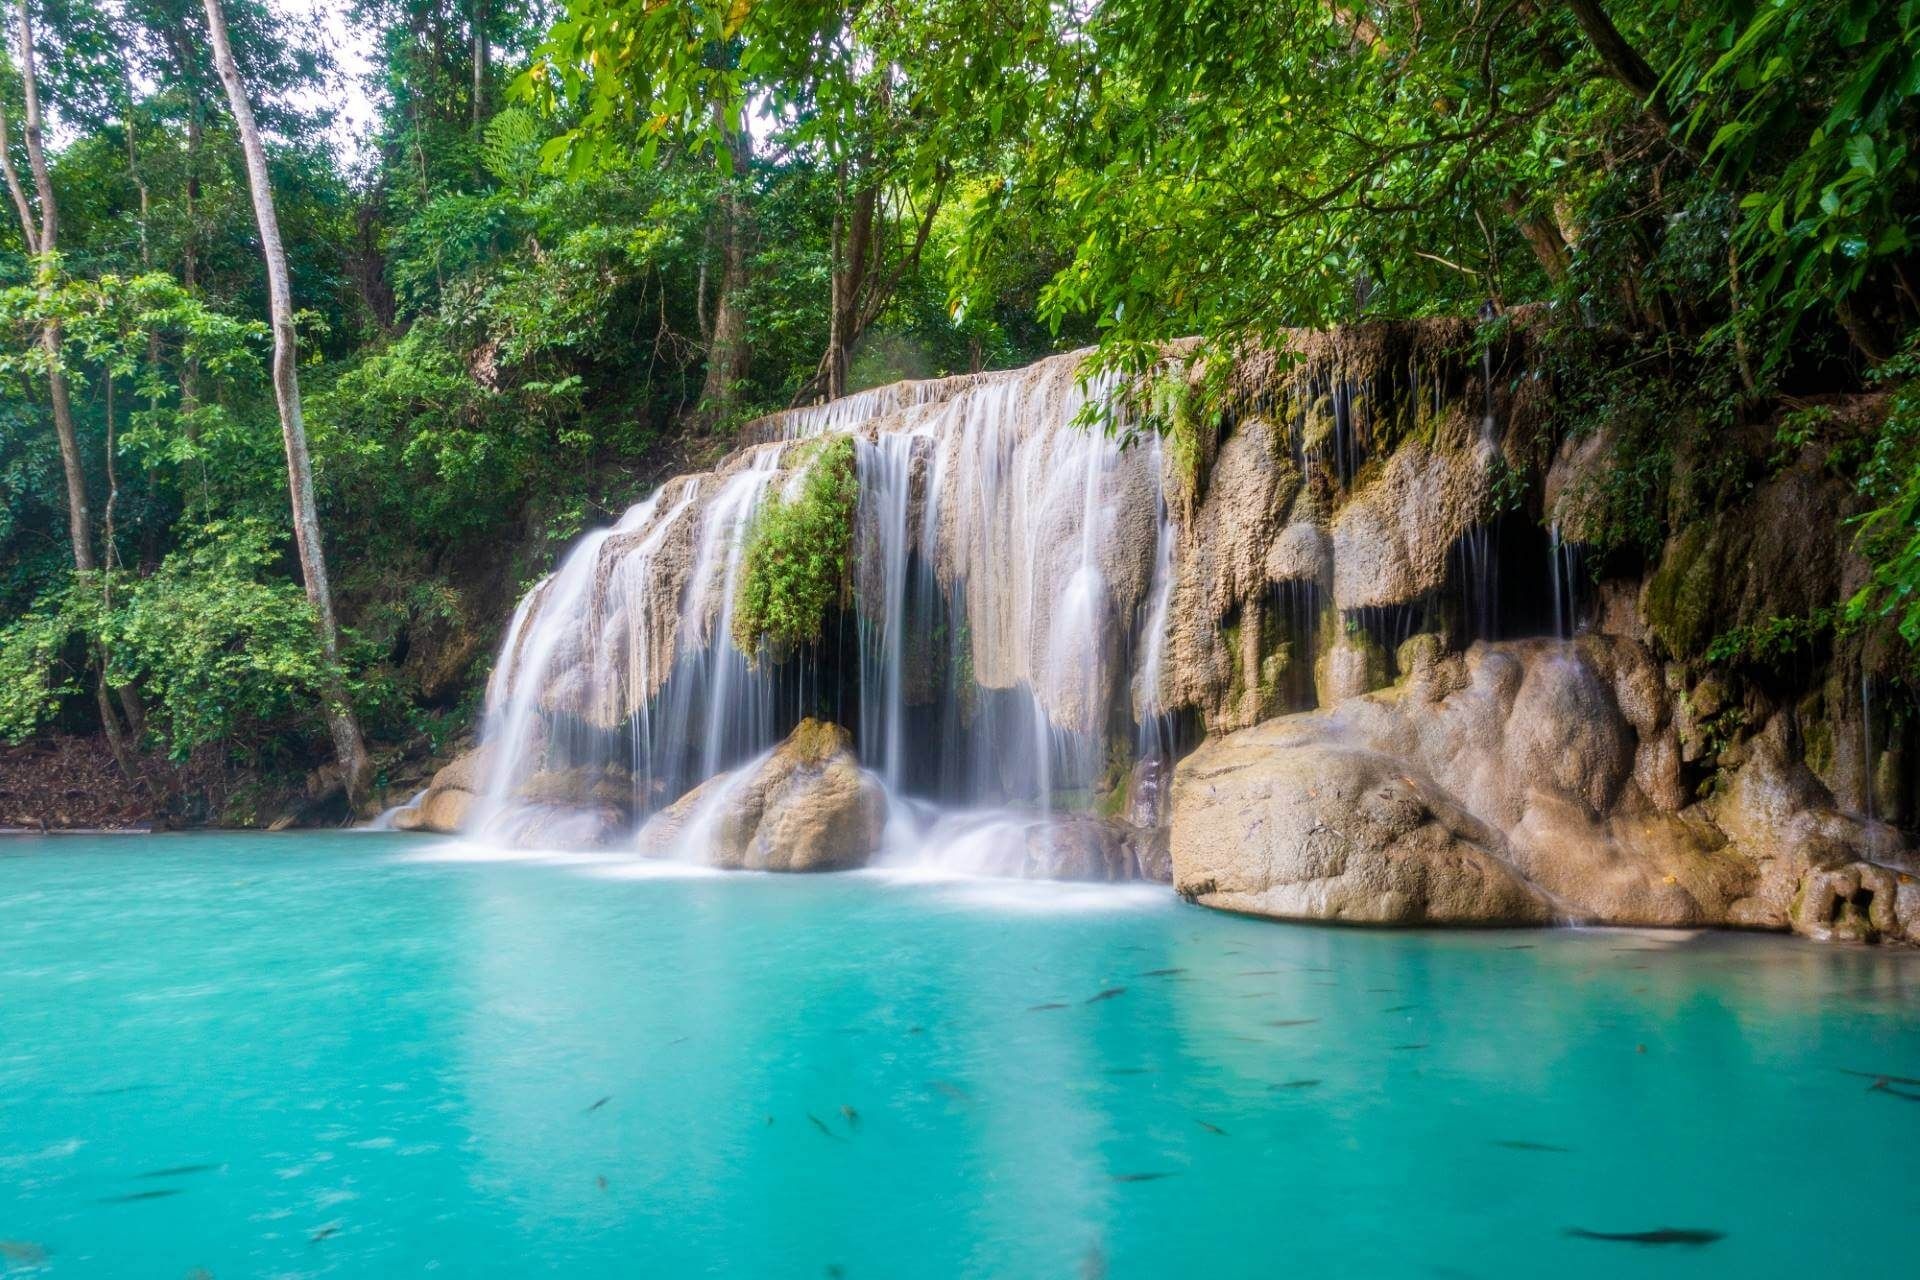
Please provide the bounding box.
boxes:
[387,320,1918,943]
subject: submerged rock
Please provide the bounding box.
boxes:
[641,719,887,871]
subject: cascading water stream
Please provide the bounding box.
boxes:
[470,351,1171,872]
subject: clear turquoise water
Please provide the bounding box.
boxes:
[1,833,1917,1278]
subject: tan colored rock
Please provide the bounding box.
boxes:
[643,719,887,872]
[393,786,474,834]
[1330,440,1494,610]
[1171,719,1553,925]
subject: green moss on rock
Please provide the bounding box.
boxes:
[732,436,859,655]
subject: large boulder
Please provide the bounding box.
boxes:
[390,746,489,834]
[1171,719,1554,925]
[638,719,887,871]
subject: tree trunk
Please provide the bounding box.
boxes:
[202,0,372,811]
[470,0,487,130]
[696,100,751,429]
[10,0,94,572]
[1564,0,1700,157]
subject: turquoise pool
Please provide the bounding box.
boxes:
[1,832,1915,1277]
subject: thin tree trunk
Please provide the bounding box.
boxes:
[202,0,371,810]
[697,98,751,430]
[1563,0,1701,158]
[11,0,94,572]
[470,0,487,130]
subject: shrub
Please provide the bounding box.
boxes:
[732,436,859,654]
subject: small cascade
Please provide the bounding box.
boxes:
[1548,523,1587,641]
[1453,524,1499,643]
[1134,458,1177,761]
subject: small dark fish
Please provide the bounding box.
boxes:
[1382,1004,1416,1013]
[1105,1067,1156,1076]
[1564,1227,1724,1247]
[825,1266,844,1279]
[1028,1002,1068,1011]
[1839,1068,1920,1087]
[1493,1140,1571,1153]
[1366,987,1397,993]
[595,1175,608,1190]
[138,1162,223,1179]
[1196,1120,1228,1136]
[1302,966,1335,973]
[1140,968,1185,977]
[98,1188,183,1204]
[1080,1243,1108,1280]
[1268,1018,1319,1027]
[929,1079,971,1103]
[807,1113,843,1140]
[86,1083,153,1096]
[840,1105,860,1129]
[311,1223,341,1243]
[1271,1078,1322,1089]
[765,1115,776,1126]
[1237,968,1282,976]
[1110,1172,1175,1183]
[585,1096,611,1113]
[1867,1078,1920,1102]
[1500,944,1535,950]
[907,1025,925,1035]
[1086,987,1127,1003]
[1392,1043,1429,1051]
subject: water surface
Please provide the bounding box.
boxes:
[2,832,1916,1277]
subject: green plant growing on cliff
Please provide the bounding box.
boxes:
[1847,342,1920,647]
[732,437,859,655]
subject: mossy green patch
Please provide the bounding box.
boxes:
[732,436,860,656]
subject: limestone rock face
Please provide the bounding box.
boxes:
[1330,440,1494,610]
[641,719,887,871]
[1171,720,1554,925]
[1171,636,1920,940]
[1021,815,1146,881]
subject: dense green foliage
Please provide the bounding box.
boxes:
[1,0,1917,810]
[732,435,858,655]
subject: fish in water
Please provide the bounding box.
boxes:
[1086,987,1127,1003]
[807,1113,843,1140]
[1493,1140,1571,1153]
[1105,1068,1155,1076]
[1867,1078,1920,1102]
[596,1175,608,1190]
[1111,1172,1176,1183]
[585,1096,611,1113]
[929,1080,971,1103]
[1392,1043,1429,1051]
[840,1105,860,1129]
[1196,1120,1228,1136]
[1367,987,1397,993]
[0,1241,47,1266]
[311,1223,341,1244]
[1271,1079,1322,1090]
[1500,944,1535,950]
[1268,1018,1319,1027]
[1080,1243,1108,1280]
[139,1162,224,1179]
[1382,1004,1416,1013]
[98,1188,183,1204]
[1564,1227,1724,1247]
[1028,1002,1068,1011]
[907,1025,925,1035]
[1840,1068,1920,1087]
[1141,968,1185,977]
[1237,969,1281,976]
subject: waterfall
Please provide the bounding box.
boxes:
[470,350,1172,869]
